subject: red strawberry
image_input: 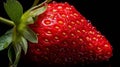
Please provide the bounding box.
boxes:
[24,1,113,64]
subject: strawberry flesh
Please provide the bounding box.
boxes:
[27,2,112,64]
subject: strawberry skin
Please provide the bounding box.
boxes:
[26,2,112,64]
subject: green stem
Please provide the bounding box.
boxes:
[0,17,14,26]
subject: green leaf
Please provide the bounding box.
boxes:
[0,29,13,51]
[23,27,38,43]
[27,5,47,24]
[8,44,22,67]
[20,37,28,54]
[26,17,34,24]
[20,5,47,25]
[31,5,47,17]
[4,0,23,23]
[8,46,15,65]
[13,44,22,67]
[18,1,47,32]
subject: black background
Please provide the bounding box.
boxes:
[0,0,119,67]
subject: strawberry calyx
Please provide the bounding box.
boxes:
[0,0,51,67]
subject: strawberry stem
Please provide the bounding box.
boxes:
[0,17,14,26]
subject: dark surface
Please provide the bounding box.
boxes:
[0,0,119,67]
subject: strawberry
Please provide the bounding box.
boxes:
[0,0,112,66]
[25,1,113,64]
